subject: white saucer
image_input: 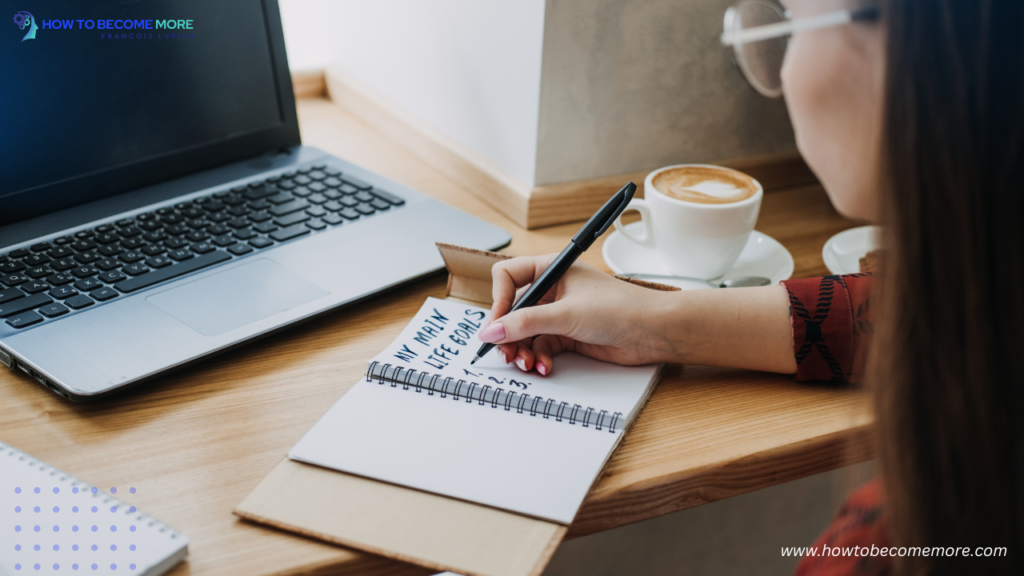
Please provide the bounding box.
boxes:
[602,222,794,288]
[822,225,880,275]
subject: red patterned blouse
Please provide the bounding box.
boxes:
[782,273,875,384]
[780,273,890,576]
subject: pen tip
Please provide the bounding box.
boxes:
[470,356,479,365]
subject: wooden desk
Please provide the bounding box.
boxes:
[0,98,872,575]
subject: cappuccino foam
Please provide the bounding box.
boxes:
[652,166,758,204]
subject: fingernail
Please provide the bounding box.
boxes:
[537,363,548,376]
[479,322,505,343]
[516,357,527,371]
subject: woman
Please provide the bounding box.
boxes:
[478,0,1024,574]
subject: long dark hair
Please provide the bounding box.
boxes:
[871,0,1024,573]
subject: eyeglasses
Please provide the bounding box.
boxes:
[720,1,879,98]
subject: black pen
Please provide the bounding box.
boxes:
[470,182,638,365]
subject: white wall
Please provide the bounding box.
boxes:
[278,0,547,187]
[278,0,337,72]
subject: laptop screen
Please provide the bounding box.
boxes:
[0,0,299,225]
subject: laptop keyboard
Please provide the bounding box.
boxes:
[0,163,405,329]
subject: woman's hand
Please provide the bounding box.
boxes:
[478,254,674,375]
[478,253,799,377]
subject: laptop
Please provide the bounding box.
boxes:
[0,0,511,400]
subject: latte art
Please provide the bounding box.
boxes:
[652,166,758,204]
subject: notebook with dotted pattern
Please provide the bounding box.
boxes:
[0,441,188,575]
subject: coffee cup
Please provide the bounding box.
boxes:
[613,164,763,279]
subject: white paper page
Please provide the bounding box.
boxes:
[0,442,188,576]
[290,378,619,523]
[370,298,657,421]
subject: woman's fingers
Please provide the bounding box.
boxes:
[512,342,535,372]
[506,334,570,375]
[480,301,574,344]
[490,254,559,320]
[531,335,570,376]
[498,342,518,363]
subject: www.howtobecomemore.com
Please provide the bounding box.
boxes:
[782,544,1008,559]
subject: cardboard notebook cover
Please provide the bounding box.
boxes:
[234,243,678,576]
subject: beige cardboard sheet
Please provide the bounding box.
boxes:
[436,243,680,304]
[235,459,565,576]
[437,243,511,305]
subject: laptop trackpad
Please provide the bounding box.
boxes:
[147,258,330,337]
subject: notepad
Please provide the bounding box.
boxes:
[0,441,188,576]
[289,297,662,524]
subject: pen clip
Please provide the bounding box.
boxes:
[592,182,636,240]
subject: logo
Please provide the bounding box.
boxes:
[13,10,37,41]
[10,12,197,42]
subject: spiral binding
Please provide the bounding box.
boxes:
[367,361,623,433]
